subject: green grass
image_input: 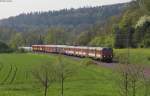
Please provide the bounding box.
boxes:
[0,53,120,96]
[0,53,147,96]
[114,48,150,65]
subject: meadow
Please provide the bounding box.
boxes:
[0,51,148,96]
[0,53,119,96]
[114,48,150,66]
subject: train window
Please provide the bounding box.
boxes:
[103,48,112,51]
[102,48,113,55]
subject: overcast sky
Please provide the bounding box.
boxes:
[0,0,132,19]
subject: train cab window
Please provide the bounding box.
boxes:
[102,48,113,55]
[103,48,113,51]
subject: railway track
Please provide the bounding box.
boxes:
[63,54,117,68]
[65,55,150,77]
[35,52,150,77]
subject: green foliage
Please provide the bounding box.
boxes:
[113,2,150,48]
[75,31,92,46]
[0,4,127,47]
[135,15,150,28]
[0,41,12,53]
[80,58,94,67]
[137,0,150,14]
[24,32,44,46]
[0,27,17,43]
[89,35,114,47]
[119,5,142,28]
[0,4,126,32]
[44,27,66,45]
[1,2,150,49]
[9,33,25,49]
[139,34,150,48]
[134,16,150,48]
[17,48,27,53]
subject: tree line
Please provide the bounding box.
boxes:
[0,0,150,52]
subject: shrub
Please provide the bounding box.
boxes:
[81,58,94,67]
[0,41,13,53]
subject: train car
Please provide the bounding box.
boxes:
[32,45,113,62]
[44,45,57,53]
[88,47,113,61]
[74,46,88,57]
[32,45,40,52]
[18,47,32,52]
[101,47,113,61]
[65,46,75,56]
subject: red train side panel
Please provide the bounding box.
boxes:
[32,45,113,62]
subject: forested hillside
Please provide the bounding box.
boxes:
[113,0,150,48]
[0,3,127,32]
[78,0,150,48]
[0,3,128,49]
[0,0,150,49]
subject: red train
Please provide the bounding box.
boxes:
[32,45,113,62]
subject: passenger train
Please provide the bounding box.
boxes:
[32,45,113,62]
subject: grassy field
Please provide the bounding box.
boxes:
[0,53,119,96]
[0,52,148,96]
[114,48,150,65]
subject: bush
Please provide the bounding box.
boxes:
[81,58,94,67]
[89,36,114,47]
[148,57,150,61]
[114,52,129,64]
[0,41,13,53]
[16,48,27,53]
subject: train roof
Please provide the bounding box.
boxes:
[32,45,112,50]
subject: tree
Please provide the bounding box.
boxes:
[44,27,66,45]
[136,0,150,14]
[0,41,12,53]
[56,56,75,96]
[75,31,91,46]
[24,32,44,46]
[134,16,150,47]
[117,51,147,96]
[89,35,114,47]
[118,63,146,96]
[9,33,25,49]
[0,4,126,33]
[0,27,17,43]
[32,63,57,96]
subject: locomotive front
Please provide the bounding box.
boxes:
[101,48,113,62]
